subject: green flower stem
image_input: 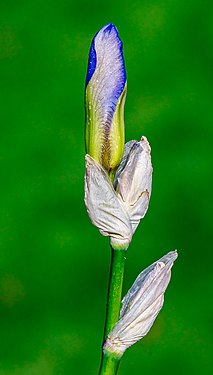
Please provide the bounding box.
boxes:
[99,350,121,375]
[104,247,126,337]
[99,246,126,375]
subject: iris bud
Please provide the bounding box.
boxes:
[85,23,126,173]
[114,136,152,233]
[84,24,152,250]
[103,251,178,356]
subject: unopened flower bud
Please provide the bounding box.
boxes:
[84,25,152,248]
[114,136,152,233]
[85,23,126,173]
[104,251,178,356]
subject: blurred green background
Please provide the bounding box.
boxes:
[0,0,212,374]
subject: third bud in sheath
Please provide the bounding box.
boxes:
[103,250,178,356]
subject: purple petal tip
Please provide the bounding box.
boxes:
[85,23,126,89]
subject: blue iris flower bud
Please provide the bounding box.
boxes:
[85,23,127,174]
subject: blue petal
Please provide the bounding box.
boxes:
[85,38,97,86]
[85,23,126,130]
[86,23,126,87]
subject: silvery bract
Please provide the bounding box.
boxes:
[84,155,132,250]
[103,251,178,356]
[84,137,152,249]
[114,136,152,234]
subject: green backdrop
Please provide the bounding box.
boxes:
[0,0,212,374]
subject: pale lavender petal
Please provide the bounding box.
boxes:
[85,23,126,132]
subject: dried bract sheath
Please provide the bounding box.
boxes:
[104,251,178,356]
[114,136,152,233]
[84,155,132,250]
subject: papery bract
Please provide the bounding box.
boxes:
[104,251,178,356]
[84,155,132,250]
[114,136,152,233]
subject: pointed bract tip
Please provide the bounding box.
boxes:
[164,250,178,263]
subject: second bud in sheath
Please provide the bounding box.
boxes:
[114,136,152,234]
[84,137,152,249]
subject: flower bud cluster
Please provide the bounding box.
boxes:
[84,136,152,249]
